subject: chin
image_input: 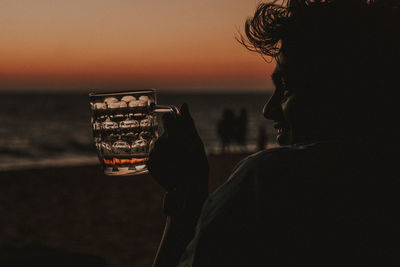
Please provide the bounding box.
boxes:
[277,133,291,146]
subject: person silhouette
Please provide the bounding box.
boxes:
[216,109,235,153]
[233,108,248,151]
[148,1,400,266]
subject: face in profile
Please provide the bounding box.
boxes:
[262,62,293,146]
[263,54,311,146]
[263,55,329,146]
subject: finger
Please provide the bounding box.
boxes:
[148,133,165,171]
[180,103,192,121]
[162,112,175,133]
[180,103,195,128]
[180,103,200,136]
[148,133,177,191]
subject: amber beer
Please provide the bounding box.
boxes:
[89,89,177,176]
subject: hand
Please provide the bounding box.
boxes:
[148,103,209,213]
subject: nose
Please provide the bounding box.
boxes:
[263,92,283,121]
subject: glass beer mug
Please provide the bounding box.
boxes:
[89,89,178,176]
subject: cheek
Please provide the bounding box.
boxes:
[281,96,296,124]
[284,95,318,135]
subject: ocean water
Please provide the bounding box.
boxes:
[0,92,276,171]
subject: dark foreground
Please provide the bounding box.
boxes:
[0,153,249,267]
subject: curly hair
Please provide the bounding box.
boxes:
[238,0,400,99]
[238,0,400,60]
[238,1,289,58]
[239,0,400,141]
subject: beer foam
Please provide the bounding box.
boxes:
[139,95,149,101]
[94,102,106,110]
[138,100,147,107]
[121,96,136,102]
[108,102,122,109]
[128,100,140,107]
[104,97,118,104]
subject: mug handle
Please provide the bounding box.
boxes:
[153,105,180,116]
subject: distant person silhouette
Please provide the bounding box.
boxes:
[233,108,248,151]
[257,125,268,151]
[216,109,235,153]
[148,1,400,266]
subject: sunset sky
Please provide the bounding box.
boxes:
[0,0,275,92]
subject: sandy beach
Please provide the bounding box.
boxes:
[0,152,251,267]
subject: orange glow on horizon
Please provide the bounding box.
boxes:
[0,0,275,92]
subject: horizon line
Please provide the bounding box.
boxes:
[0,88,274,94]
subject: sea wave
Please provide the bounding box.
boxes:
[0,92,275,171]
[0,154,99,172]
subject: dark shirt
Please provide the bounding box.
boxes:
[178,141,400,266]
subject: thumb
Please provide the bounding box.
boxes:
[180,103,201,138]
[180,102,193,122]
[162,112,176,133]
[180,103,197,130]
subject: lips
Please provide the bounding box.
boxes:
[273,121,290,145]
[273,121,290,136]
[274,121,287,131]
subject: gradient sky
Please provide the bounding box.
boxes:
[0,0,275,92]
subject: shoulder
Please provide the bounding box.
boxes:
[242,142,325,165]
[230,141,344,179]
[181,144,325,266]
[203,146,298,210]
[183,146,305,265]
[209,142,332,201]
[226,145,299,182]
[200,142,331,219]
[237,146,294,168]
